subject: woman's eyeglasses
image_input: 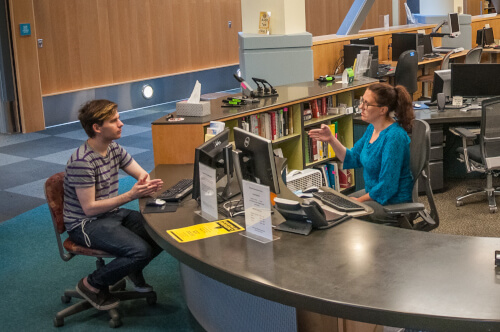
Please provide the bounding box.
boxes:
[359,97,382,108]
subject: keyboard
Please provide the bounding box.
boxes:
[157,178,193,202]
[312,191,365,212]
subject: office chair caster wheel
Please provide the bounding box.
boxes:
[490,206,497,213]
[53,317,64,327]
[146,293,157,305]
[456,200,464,207]
[61,295,71,303]
[109,318,122,328]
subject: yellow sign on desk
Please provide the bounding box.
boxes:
[167,219,244,243]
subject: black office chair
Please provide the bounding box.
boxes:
[465,46,483,64]
[394,49,419,97]
[455,97,500,213]
[45,172,157,327]
[383,119,440,231]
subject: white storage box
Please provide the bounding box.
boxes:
[176,101,211,117]
[286,169,323,192]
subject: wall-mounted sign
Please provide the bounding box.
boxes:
[20,23,31,36]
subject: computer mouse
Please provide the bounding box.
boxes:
[147,198,166,206]
[303,186,319,193]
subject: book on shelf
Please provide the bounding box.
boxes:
[304,131,310,164]
[321,97,327,115]
[287,107,293,135]
[338,163,353,189]
[311,99,320,118]
[327,122,337,158]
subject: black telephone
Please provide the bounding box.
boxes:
[274,198,327,228]
[274,197,351,234]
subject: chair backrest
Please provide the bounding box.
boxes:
[440,51,453,70]
[480,97,500,170]
[395,49,418,94]
[409,119,430,200]
[465,46,483,64]
[409,119,439,229]
[45,172,73,261]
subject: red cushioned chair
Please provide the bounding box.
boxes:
[45,172,156,328]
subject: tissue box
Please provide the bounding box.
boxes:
[176,101,211,117]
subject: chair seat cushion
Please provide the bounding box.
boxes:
[456,144,482,163]
[63,238,113,257]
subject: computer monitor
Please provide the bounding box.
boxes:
[448,13,460,37]
[233,127,280,194]
[350,36,375,45]
[451,64,500,98]
[431,69,451,103]
[192,128,238,202]
[420,34,433,55]
[392,33,418,61]
[343,44,378,69]
[476,27,494,47]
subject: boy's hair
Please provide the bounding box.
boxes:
[78,100,118,138]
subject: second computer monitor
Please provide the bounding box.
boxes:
[343,44,378,69]
[392,33,418,61]
[431,69,451,103]
[350,36,375,45]
[448,13,460,37]
[451,64,500,98]
[476,27,494,47]
[233,127,280,194]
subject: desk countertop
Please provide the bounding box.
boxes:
[151,79,377,126]
[142,164,500,332]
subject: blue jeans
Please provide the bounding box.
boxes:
[68,208,162,290]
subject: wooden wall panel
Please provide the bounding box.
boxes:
[305,0,393,37]
[34,0,242,95]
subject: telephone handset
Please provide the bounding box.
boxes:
[274,197,328,229]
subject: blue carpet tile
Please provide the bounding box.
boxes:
[0,104,176,223]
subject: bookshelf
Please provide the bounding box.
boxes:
[151,79,377,184]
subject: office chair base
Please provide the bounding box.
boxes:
[54,284,157,327]
[456,188,500,213]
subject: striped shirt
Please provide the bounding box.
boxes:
[63,141,133,231]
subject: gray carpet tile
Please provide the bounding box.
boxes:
[0,191,47,222]
[41,121,82,135]
[33,148,76,165]
[54,129,89,141]
[5,178,48,200]
[0,136,82,158]
[0,153,28,166]
[0,159,65,190]
[0,132,50,147]
[116,132,154,149]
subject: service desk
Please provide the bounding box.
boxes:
[142,164,500,332]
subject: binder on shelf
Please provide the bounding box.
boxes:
[326,162,340,191]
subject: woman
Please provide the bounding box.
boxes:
[308,83,415,222]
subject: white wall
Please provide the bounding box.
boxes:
[419,0,454,15]
[241,0,305,35]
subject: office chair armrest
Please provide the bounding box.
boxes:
[454,127,477,139]
[383,203,425,215]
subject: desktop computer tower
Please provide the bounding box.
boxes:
[343,44,379,69]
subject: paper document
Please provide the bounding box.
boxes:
[167,219,244,243]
